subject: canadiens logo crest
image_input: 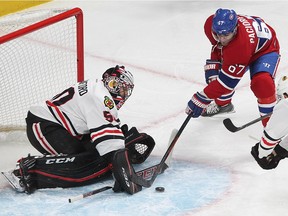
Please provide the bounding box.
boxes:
[104,96,114,109]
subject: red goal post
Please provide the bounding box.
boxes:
[0,8,84,132]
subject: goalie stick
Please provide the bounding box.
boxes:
[223,113,272,133]
[68,128,179,203]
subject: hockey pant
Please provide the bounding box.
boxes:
[26,111,93,155]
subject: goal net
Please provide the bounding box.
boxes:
[0,8,84,132]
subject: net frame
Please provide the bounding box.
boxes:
[0,7,84,132]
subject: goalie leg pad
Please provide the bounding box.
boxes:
[124,126,155,164]
[15,152,112,191]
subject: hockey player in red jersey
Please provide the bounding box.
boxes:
[186,8,280,127]
[3,65,155,194]
[251,75,288,169]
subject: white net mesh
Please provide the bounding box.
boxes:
[0,8,83,131]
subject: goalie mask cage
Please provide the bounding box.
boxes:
[0,8,84,132]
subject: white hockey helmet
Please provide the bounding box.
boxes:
[102,65,134,109]
[277,75,288,100]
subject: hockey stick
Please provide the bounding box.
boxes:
[132,114,192,187]
[223,112,272,133]
[68,186,112,203]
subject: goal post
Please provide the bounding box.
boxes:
[0,7,84,132]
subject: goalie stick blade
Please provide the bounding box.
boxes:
[131,128,178,187]
[132,162,169,188]
[223,118,239,132]
[132,114,192,187]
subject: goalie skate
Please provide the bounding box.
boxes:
[1,170,25,193]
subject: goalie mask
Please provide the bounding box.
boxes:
[277,75,288,101]
[102,65,134,109]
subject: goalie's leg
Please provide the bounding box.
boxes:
[3,152,112,194]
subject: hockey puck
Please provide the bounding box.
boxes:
[155,187,165,192]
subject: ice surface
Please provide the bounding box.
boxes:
[1,1,288,216]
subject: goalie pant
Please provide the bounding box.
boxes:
[20,113,155,191]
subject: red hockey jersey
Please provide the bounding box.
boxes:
[203,14,280,99]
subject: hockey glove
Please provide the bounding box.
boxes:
[121,124,129,136]
[186,92,212,118]
[204,59,221,84]
[251,143,288,170]
[122,125,155,164]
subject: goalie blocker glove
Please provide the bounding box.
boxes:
[251,143,288,170]
[112,149,142,194]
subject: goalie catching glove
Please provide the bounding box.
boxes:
[121,124,155,164]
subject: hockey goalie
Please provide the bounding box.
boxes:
[2,65,155,195]
[251,75,288,169]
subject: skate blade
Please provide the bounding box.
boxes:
[202,110,236,118]
[1,171,25,193]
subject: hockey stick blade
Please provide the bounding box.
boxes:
[223,118,240,132]
[132,114,192,187]
[223,112,272,133]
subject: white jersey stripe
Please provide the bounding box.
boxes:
[91,128,123,142]
[46,101,77,137]
[32,123,58,155]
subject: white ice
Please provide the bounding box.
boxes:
[1,1,288,216]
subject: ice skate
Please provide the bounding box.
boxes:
[202,102,235,117]
[1,169,26,193]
